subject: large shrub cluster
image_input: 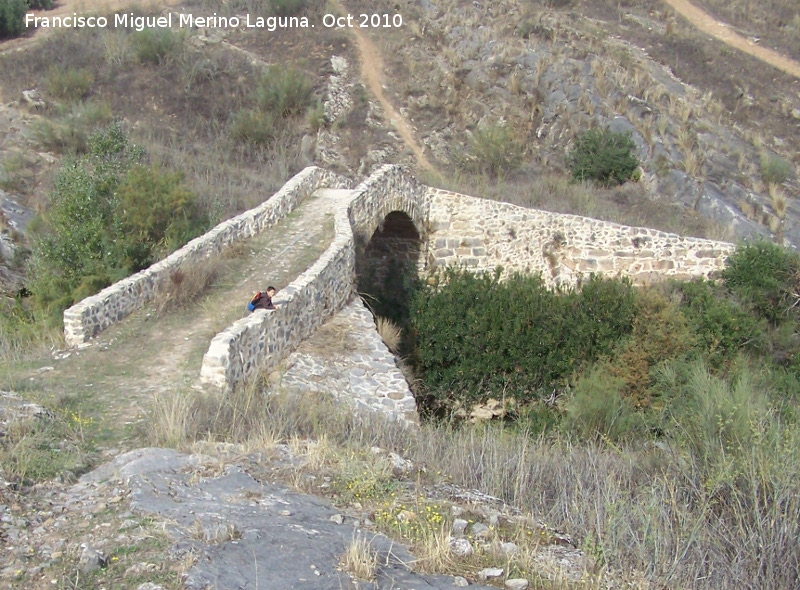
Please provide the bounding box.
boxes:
[409,270,637,403]
[0,0,26,39]
[27,123,208,321]
[409,242,800,428]
[0,0,54,38]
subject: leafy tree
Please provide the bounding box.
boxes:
[409,269,637,405]
[0,0,27,39]
[568,128,639,186]
[116,164,208,269]
[27,123,207,320]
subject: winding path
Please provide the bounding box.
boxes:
[662,0,800,79]
[330,0,437,176]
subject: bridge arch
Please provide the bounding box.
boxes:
[346,166,428,326]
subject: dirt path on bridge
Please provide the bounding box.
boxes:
[662,0,800,80]
[22,190,343,438]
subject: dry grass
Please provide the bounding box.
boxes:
[375,317,402,353]
[681,150,704,177]
[340,535,379,581]
[153,257,225,316]
[142,386,800,589]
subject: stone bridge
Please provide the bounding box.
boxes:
[63,165,734,417]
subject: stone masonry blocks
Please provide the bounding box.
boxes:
[425,188,734,287]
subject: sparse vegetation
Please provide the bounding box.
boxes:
[255,66,314,118]
[130,27,186,65]
[341,535,378,581]
[760,152,794,186]
[375,316,402,353]
[30,99,113,154]
[229,108,277,145]
[270,0,308,17]
[462,121,524,179]
[44,66,94,103]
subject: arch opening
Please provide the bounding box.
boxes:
[356,211,423,332]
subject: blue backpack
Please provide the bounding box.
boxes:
[247,291,262,312]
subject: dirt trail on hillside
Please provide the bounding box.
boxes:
[663,0,800,79]
[330,0,437,176]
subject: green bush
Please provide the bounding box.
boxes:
[464,122,524,179]
[760,152,793,185]
[722,241,800,324]
[671,278,763,365]
[44,66,94,103]
[659,362,775,470]
[27,123,206,319]
[0,0,26,39]
[116,164,208,267]
[564,366,638,442]
[568,128,639,186]
[31,100,113,154]
[409,270,637,405]
[255,66,314,118]
[603,288,694,407]
[130,28,184,65]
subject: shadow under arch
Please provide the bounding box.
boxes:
[356,210,423,328]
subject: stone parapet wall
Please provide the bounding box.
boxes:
[346,165,429,246]
[63,167,352,346]
[427,188,735,286]
[200,201,355,390]
[200,165,428,392]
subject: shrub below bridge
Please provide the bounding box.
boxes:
[408,269,637,406]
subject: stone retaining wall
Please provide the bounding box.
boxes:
[427,188,735,287]
[62,167,352,346]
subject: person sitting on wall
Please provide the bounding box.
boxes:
[248,286,278,312]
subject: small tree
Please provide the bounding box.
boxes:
[569,128,639,186]
[0,0,27,39]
